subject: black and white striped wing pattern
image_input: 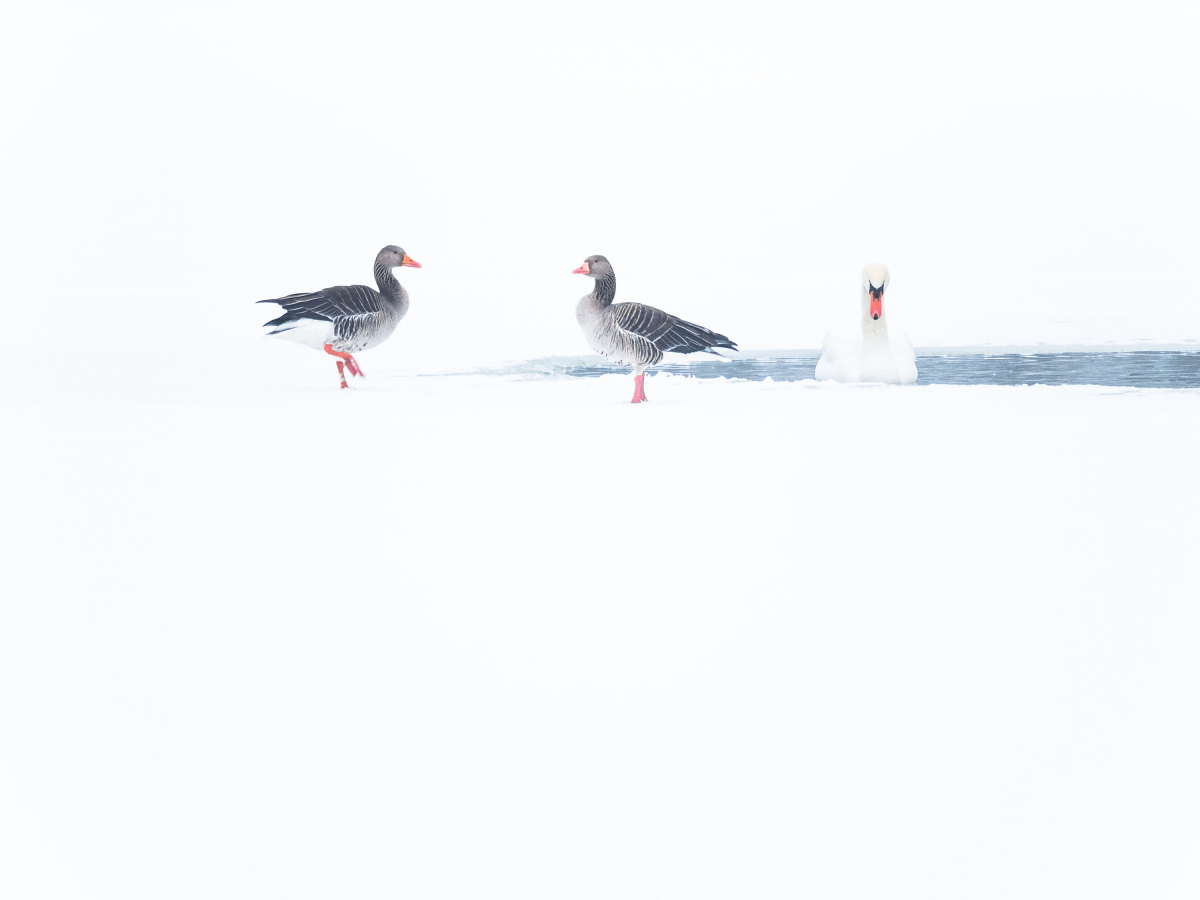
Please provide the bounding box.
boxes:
[332,312,388,352]
[583,304,659,368]
[610,302,738,356]
[260,284,383,324]
[259,284,400,351]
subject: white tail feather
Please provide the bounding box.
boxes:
[267,318,335,349]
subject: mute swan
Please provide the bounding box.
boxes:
[815,263,917,385]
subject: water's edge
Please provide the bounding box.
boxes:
[447,350,1200,389]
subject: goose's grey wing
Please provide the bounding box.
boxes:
[258,284,382,328]
[611,302,738,355]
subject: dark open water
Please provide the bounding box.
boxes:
[479,350,1200,388]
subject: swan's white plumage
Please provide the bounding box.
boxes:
[815,263,917,385]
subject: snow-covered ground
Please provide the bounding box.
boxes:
[5,0,1200,892]
[4,320,1199,897]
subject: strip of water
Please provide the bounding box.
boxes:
[470,350,1200,389]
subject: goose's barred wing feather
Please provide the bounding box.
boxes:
[258,284,382,327]
[333,312,384,346]
[611,302,738,355]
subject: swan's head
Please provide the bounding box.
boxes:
[378,245,421,269]
[861,263,890,321]
[572,255,614,278]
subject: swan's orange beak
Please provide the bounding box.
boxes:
[572,261,590,275]
[401,254,421,268]
[869,286,883,320]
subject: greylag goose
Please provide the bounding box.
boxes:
[814,263,917,384]
[259,245,421,388]
[572,255,737,402]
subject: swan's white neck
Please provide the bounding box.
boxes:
[860,287,889,340]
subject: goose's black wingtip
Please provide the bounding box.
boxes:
[260,308,333,329]
[709,337,738,353]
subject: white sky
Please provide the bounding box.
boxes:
[3,1,1199,352]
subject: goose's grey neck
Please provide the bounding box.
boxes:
[374,260,402,302]
[592,273,616,307]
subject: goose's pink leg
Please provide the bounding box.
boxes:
[631,372,648,403]
[324,344,365,381]
[334,359,349,389]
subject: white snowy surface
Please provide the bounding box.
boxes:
[5,2,1200,892]
[4,332,1199,898]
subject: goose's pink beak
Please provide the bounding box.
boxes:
[401,254,421,268]
[572,261,590,275]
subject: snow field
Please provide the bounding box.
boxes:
[3,369,1199,898]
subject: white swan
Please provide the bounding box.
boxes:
[815,263,917,385]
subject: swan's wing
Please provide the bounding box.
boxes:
[815,323,861,381]
[889,325,918,384]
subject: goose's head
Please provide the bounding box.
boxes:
[377,245,422,269]
[861,263,890,321]
[572,255,614,278]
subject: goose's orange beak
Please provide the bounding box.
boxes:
[401,254,421,268]
[572,261,590,275]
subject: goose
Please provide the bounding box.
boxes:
[258,245,421,388]
[573,255,737,402]
[815,263,917,384]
